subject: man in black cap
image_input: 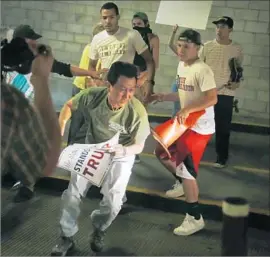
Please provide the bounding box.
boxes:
[5,24,106,195]
[149,29,217,236]
[1,40,61,204]
[200,16,244,168]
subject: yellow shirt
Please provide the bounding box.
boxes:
[73,44,101,89]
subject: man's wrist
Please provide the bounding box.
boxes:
[31,75,49,85]
[183,106,193,114]
[158,93,165,102]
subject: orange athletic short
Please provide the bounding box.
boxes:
[155,129,212,178]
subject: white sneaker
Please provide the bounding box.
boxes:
[213,161,226,168]
[173,213,205,236]
[165,180,184,198]
[11,181,22,191]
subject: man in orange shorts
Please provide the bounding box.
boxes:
[149,29,217,236]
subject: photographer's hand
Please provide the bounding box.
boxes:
[30,45,61,177]
[31,45,53,80]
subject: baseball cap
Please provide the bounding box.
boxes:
[13,25,42,40]
[178,29,202,45]
[133,12,149,22]
[212,16,234,28]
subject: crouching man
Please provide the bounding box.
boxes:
[51,61,150,255]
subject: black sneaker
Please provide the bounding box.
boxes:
[135,155,141,164]
[51,236,75,256]
[90,229,106,252]
[13,186,34,203]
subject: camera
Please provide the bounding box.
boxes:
[1,37,49,77]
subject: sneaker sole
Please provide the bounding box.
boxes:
[213,164,226,168]
[173,224,205,236]
[165,193,185,198]
[51,242,75,256]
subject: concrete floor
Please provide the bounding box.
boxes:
[2,187,270,256]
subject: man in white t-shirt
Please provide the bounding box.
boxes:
[200,16,244,168]
[89,2,155,104]
[89,2,155,165]
[149,29,217,236]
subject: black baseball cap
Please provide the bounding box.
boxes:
[13,25,42,40]
[178,29,202,45]
[212,16,234,28]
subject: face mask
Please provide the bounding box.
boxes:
[133,26,152,35]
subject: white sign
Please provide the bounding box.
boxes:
[57,133,120,187]
[155,1,213,30]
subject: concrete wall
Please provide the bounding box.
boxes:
[1,1,269,123]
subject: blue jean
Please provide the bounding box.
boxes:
[171,81,180,117]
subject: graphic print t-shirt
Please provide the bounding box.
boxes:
[72,87,150,146]
[176,59,216,135]
[5,72,34,102]
[89,27,148,69]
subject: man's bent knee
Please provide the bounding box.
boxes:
[61,189,81,209]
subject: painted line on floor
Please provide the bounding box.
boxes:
[148,113,270,128]
[46,175,270,216]
[233,166,269,175]
[140,152,269,175]
[127,185,270,216]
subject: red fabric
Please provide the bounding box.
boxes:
[156,129,212,173]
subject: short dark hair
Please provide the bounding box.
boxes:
[100,2,119,15]
[107,61,138,86]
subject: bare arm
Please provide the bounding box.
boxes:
[151,36,160,69]
[30,48,61,176]
[52,59,105,79]
[59,98,73,136]
[140,49,155,94]
[169,25,179,56]
[184,88,217,113]
[141,49,155,80]
[70,65,105,79]
[152,92,179,103]
[89,59,99,73]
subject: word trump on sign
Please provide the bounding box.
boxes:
[58,146,113,187]
[74,148,107,177]
[57,133,120,187]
